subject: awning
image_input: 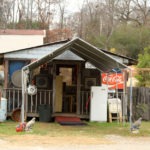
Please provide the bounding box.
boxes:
[23,37,127,72]
[21,38,133,128]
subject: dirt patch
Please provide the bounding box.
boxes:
[5,134,112,146]
[0,134,150,150]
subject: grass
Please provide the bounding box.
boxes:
[0,120,150,137]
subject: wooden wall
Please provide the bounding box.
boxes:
[128,87,150,120]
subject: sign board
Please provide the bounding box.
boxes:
[101,73,124,90]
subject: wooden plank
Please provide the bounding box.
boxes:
[8,90,11,111]
[52,63,56,113]
[31,95,33,113]
[35,94,37,113]
[136,68,150,71]
[54,75,63,112]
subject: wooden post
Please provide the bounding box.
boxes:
[21,69,25,123]
[21,67,28,122]
[4,60,9,88]
[76,63,81,115]
[129,68,133,131]
[52,63,56,113]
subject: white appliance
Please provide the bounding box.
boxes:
[108,98,122,113]
[0,97,7,122]
[90,86,108,122]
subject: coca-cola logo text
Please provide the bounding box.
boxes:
[102,75,123,84]
[101,73,124,89]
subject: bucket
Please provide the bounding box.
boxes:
[11,108,21,122]
[0,97,7,122]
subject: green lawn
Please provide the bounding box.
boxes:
[0,120,150,137]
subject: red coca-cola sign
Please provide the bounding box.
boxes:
[101,73,124,89]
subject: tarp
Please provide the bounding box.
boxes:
[23,37,127,72]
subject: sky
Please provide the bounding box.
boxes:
[53,0,86,23]
[65,0,85,13]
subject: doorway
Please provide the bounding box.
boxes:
[55,64,77,113]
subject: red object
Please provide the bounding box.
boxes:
[16,123,26,132]
[55,116,81,123]
[101,73,124,89]
[85,96,91,110]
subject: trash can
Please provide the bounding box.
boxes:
[38,104,52,122]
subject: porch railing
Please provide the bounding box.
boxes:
[3,88,53,116]
[3,88,126,118]
[80,91,90,115]
[80,91,126,116]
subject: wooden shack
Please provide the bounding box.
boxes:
[0,38,137,120]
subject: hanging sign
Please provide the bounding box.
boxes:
[101,73,124,89]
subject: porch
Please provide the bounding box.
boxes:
[3,88,90,119]
[3,88,126,120]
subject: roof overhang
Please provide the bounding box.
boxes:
[23,37,127,72]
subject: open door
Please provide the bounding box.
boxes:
[55,64,77,113]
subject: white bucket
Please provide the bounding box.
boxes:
[0,97,7,122]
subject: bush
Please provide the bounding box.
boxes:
[134,103,148,120]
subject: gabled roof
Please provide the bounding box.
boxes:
[1,37,137,65]
[24,37,127,72]
[0,39,70,54]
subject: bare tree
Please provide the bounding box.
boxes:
[0,0,5,28]
[34,0,60,29]
[116,0,133,24]
[77,0,120,49]
[132,0,150,26]
[0,0,12,28]
[57,0,67,29]
[102,0,120,48]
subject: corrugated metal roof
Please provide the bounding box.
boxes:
[1,39,69,54]
[24,38,127,72]
[100,49,137,65]
[1,37,137,65]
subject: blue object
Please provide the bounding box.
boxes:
[9,61,26,80]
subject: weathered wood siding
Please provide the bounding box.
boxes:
[128,87,150,120]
